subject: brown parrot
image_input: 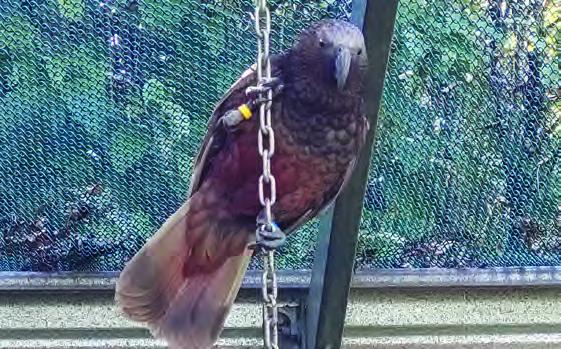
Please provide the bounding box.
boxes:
[115,19,368,349]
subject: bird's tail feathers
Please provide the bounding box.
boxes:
[115,196,251,349]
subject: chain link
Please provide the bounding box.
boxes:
[253,1,279,348]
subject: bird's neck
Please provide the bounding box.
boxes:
[275,52,363,148]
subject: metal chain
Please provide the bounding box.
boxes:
[253,1,279,348]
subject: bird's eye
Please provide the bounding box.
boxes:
[319,40,325,48]
[357,49,363,55]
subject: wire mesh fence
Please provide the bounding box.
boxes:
[357,0,560,269]
[0,0,559,272]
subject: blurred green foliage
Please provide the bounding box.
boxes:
[357,0,560,268]
[0,0,559,271]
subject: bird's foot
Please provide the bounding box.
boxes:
[255,222,286,250]
[222,78,284,129]
[248,212,286,251]
[245,77,284,98]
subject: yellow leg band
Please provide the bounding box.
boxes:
[238,104,252,120]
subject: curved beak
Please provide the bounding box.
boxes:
[334,47,351,90]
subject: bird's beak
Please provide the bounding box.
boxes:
[335,46,351,90]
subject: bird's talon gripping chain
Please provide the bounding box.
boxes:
[246,77,283,97]
[255,221,286,250]
[223,80,282,129]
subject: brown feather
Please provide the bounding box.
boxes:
[115,194,252,349]
[188,55,285,197]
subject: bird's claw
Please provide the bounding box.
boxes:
[246,77,284,97]
[249,220,286,251]
[223,78,284,130]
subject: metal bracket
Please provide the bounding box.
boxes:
[277,302,303,349]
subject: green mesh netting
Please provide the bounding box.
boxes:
[356,0,560,269]
[0,1,559,272]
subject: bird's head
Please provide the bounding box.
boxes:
[292,19,367,92]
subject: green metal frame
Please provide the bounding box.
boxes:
[305,0,400,348]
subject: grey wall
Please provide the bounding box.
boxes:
[2,284,561,348]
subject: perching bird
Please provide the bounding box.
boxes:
[116,19,368,349]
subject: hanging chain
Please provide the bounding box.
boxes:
[253,1,279,348]
[260,249,279,349]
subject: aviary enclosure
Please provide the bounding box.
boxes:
[0,0,559,346]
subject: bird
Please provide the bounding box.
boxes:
[115,19,368,349]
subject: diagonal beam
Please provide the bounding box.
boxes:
[305,1,400,348]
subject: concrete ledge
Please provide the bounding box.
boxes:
[343,334,561,348]
[2,287,561,348]
[343,288,561,348]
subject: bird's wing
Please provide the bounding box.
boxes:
[187,55,284,197]
[115,59,284,348]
